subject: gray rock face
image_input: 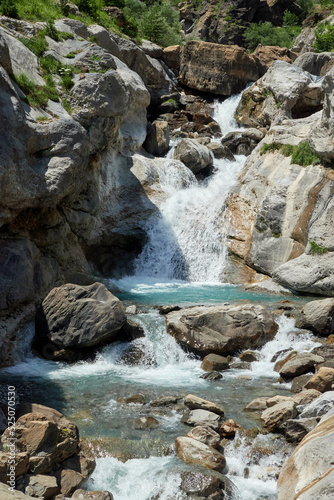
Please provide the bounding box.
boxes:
[296,298,334,336]
[278,408,334,500]
[285,417,319,443]
[166,304,278,356]
[0,483,35,500]
[294,51,334,76]
[35,282,126,349]
[299,391,334,418]
[172,138,214,176]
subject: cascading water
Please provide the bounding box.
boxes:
[133,94,246,283]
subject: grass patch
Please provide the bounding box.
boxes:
[261,142,321,166]
[309,241,328,255]
[19,32,48,56]
[14,73,59,108]
[36,115,49,121]
[291,142,321,167]
[62,98,72,114]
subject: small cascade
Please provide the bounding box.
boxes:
[134,94,247,282]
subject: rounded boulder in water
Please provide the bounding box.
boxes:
[35,282,127,352]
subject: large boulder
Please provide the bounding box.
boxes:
[296,298,334,336]
[172,138,214,176]
[278,352,325,380]
[0,483,35,500]
[166,304,278,356]
[278,409,334,499]
[35,282,126,350]
[175,437,226,471]
[294,51,334,76]
[253,45,298,75]
[261,401,298,433]
[179,41,259,96]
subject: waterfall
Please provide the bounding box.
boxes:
[133,94,246,283]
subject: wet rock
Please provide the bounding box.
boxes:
[296,298,334,337]
[72,490,113,500]
[175,436,226,471]
[200,371,223,381]
[220,419,242,439]
[278,409,334,500]
[239,351,259,363]
[172,138,214,177]
[18,474,59,499]
[201,354,229,372]
[207,142,235,161]
[35,282,126,351]
[184,395,225,416]
[150,395,183,407]
[221,129,264,156]
[125,305,137,315]
[285,417,318,443]
[278,352,325,380]
[291,374,313,394]
[180,470,231,498]
[274,351,297,373]
[186,425,221,448]
[261,401,297,432]
[61,452,96,477]
[244,397,268,412]
[117,394,146,405]
[166,304,278,357]
[299,391,334,418]
[304,367,334,393]
[134,416,159,430]
[144,120,170,157]
[179,41,259,96]
[181,409,221,430]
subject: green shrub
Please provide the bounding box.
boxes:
[309,241,328,255]
[313,22,334,52]
[260,143,283,155]
[291,142,320,166]
[280,144,295,156]
[243,21,301,50]
[0,0,19,18]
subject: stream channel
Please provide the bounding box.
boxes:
[0,94,322,500]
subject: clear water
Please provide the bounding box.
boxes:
[0,94,322,500]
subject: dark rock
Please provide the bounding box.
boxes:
[285,417,318,443]
[291,374,313,394]
[201,354,230,372]
[200,371,223,381]
[150,395,183,407]
[239,351,259,362]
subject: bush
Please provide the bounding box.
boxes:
[139,1,181,46]
[313,22,334,52]
[0,0,19,18]
[291,142,320,166]
[243,20,301,50]
[309,241,328,255]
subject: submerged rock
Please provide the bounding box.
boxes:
[166,304,278,357]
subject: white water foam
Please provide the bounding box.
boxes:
[86,456,185,500]
[133,94,246,282]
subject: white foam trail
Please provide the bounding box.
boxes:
[212,94,246,137]
[86,456,185,500]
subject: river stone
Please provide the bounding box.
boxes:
[35,282,126,349]
[134,417,159,430]
[296,298,334,337]
[304,367,334,393]
[285,417,318,443]
[0,451,30,482]
[200,371,223,380]
[292,389,321,407]
[172,138,214,176]
[72,491,113,500]
[261,401,298,432]
[299,391,334,419]
[1,404,79,474]
[166,304,278,357]
[19,474,59,499]
[239,350,259,362]
[175,436,226,471]
[277,410,334,500]
[278,352,325,380]
[180,470,231,498]
[117,394,146,405]
[143,120,170,157]
[186,425,221,448]
[291,374,313,393]
[220,419,242,439]
[0,483,36,499]
[244,397,268,412]
[201,354,229,372]
[184,395,225,416]
[207,142,235,161]
[266,396,292,408]
[149,395,183,407]
[181,409,221,430]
